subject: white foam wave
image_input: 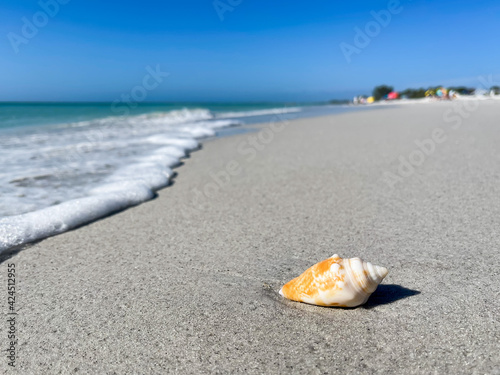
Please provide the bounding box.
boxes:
[0,105,305,252]
[0,107,246,252]
[0,136,190,252]
[0,187,154,252]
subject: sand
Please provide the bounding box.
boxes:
[1,102,499,374]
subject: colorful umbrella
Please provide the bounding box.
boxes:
[387,92,399,100]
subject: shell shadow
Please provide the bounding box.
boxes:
[363,284,420,309]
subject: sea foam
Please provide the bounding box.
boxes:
[0,104,310,252]
[0,107,239,252]
[0,187,154,251]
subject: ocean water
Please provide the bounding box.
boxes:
[0,102,360,251]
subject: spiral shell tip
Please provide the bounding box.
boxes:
[375,265,389,279]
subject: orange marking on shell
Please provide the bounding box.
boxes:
[281,256,345,304]
[280,255,389,307]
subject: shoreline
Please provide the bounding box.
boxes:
[3,103,500,373]
[0,104,372,253]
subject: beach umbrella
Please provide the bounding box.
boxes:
[387,92,398,100]
[367,96,375,104]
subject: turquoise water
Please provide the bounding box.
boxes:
[0,102,313,131]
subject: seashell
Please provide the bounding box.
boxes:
[279,254,388,307]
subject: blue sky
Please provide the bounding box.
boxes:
[1,0,500,101]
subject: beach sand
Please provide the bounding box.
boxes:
[2,102,499,374]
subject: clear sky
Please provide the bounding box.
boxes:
[1,0,500,102]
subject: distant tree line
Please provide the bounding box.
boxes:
[367,84,499,101]
[332,85,500,104]
[373,85,393,101]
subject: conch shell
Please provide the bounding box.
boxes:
[279,254,388,307]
